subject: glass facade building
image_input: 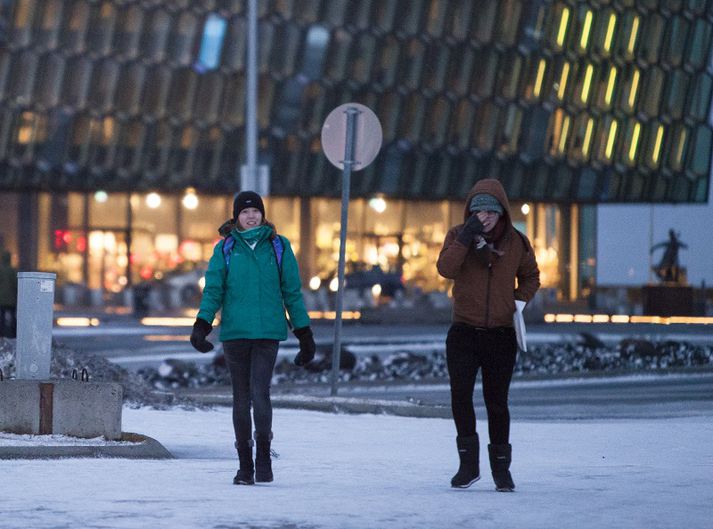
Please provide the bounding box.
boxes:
[0,0,711,306]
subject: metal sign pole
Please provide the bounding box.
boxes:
[330,106,360,396]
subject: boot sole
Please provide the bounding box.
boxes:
[451,475,481,489]
[495,486,515,492]
[233,479,255,485]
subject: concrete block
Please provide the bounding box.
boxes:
[0,380,39,433]
[0,380,123,440]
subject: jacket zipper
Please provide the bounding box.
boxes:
[485,262,493,327]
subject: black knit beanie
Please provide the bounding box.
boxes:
[233,191,265,219]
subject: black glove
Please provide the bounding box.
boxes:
[293,326,316,366]
[190,318,214,353]
[456,214,485,246]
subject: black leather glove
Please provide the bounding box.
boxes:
[190,318,214,353]
[293,326,316,366]
[456,214,485,246]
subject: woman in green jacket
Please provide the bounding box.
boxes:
[190,191,316,486]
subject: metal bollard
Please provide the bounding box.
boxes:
[15,272,56,380]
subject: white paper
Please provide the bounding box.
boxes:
[513,299,527,352]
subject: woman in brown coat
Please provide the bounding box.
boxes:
[437,178,540,491]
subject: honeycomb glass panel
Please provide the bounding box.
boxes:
[115,63,145,116]
[194,72,223,124]
[471,0,497,44]
[371,0,397,33]
[663,16,689,68]
[448,44,474,96]
[685,18,712,70]
[140,9,171,62]
[169,12,200,67]
[471,48,499,99]
[350,33,376,85]
[687,73,713,122]
[400,38,425,90]
[116,119,144,174]
[373,35,400,89]
[113,5,143,59]
[324,28,351,82]
[396,0,423,35]
[9,0,35,48]
[496,0,522,47]
[34,54,64,108]
[88,60,119,113]
[268,22,300,79]
[424,96,450,146]
[7,50,36,106]
[450,99,474,150]
[687,125,712,178]
[473,101,499,152]
[36,0,63,50]
[59,0,89,53]
[639,13,665,65]
[223,17,246,71]
[639,67,664,119]
[86,1,116,57]
[425,0,447,38]
[422,44,449,93]
[448,1,473,41]
[60,57,92,109]
[142,66,171,119]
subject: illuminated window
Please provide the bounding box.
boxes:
[194,14,227,72]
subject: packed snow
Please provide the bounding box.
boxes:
[3,406,712,529]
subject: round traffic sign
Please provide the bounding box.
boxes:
[321,103,382,171]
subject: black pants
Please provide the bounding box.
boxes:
[223,339,279,443]
[0,305,16,338]
[446,323,517,444]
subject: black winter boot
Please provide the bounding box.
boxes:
[254,433,274,483]
[450,434,480,488]
[233,440,255,485]
[488,443,515,492]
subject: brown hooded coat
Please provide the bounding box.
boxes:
[437,179,540,328]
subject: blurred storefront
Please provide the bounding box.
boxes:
[0,188,593,306]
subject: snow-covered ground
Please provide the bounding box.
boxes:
[3,406,713,529]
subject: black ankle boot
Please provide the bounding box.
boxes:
[450,434,480,488]
[255,433,273,483]
[488,443,515,492]
[233,440,255,485]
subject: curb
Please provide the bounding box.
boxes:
[0,432,174,460]
[179,391,452,419]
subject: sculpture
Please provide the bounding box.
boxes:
[650,229,687,284]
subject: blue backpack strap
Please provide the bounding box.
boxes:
[271,235,284,271]
[222,235,236,270]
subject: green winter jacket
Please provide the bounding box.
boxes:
[196,225,310,341]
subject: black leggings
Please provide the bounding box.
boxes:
[223,339,279,443]
[446,323,517,444]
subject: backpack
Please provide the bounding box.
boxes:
[222,233,284,280]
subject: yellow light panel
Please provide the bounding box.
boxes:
[533,59,546,97]
[652,125,664,165]
[605,120,618,159]
[557,8,570,47]
[628,69,640,108]
[628,122,641,161]
[604,66,617,105]
[604,13,617,52]
[558,115,571,153]
[582,118,594,157]
[580,11,593,49]
[581,64,594,103]
[627,16,640,54]
[558,62,570,100]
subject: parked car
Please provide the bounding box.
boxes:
[325,263,405,298]
[156,263,207,306]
